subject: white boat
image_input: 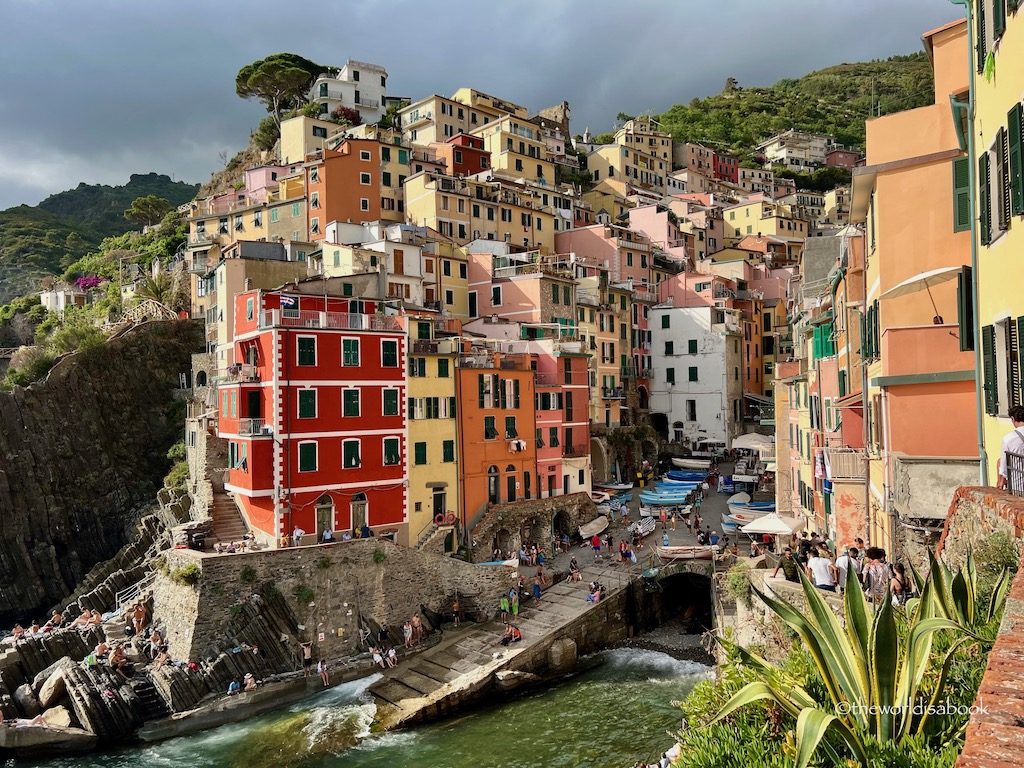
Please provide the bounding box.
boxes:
[594,481,634,492]
[641,504,691,518]
[628,516,657,538]
[579,515,609,538]
[654,545,715,561]
[591,490,611,504]
[726,504,776,521]
[672,458,713,469]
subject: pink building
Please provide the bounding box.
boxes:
[554,224,656,288]
[627,205,687,264]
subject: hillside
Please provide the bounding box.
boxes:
[656,52,934,155]
[0,173,197,304]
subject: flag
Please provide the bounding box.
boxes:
[280,295,297,307]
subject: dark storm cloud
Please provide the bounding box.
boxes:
[0,0,959,209]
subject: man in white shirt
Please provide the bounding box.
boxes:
[805,548,838,592]
[293,526,307,546]
[997,406,1024,492]
[835,547,861,592]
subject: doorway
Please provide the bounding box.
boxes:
[315,494,333,540]
[246,390,261,419]
[350,492,367,535]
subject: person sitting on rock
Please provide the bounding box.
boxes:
[11,624,25,641]
[227,679,241,696]
[499,623,515,646]
[93,641,109,661]
[371,647,386,668]
[386,647,398,668]
[88,610,103,626]
[244,672,258,691]
[50,610,63,628]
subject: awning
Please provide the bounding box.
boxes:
[764,462,778,473]
[732,432,775,450]
[835,391,864,409]
[880,266,961,300]
[744,393,773,404]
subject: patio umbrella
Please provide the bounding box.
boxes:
[740,513,805,536]
[732,432,774,450]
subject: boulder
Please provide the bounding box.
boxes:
[547,637,577,672]
[42,705,73,728]
[13,683,41,717]
[38,667,68,709]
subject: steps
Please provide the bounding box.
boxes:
[416,523,455,551]
[128,677,171,721]
[210,491,248,545]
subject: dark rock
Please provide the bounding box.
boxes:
[14,683,41,716]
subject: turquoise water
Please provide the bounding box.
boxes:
[29,649,708,768]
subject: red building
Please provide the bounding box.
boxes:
[431,133,490,177]
[713,152,739,183]
[825,148,861,170]
[218,289,406,546]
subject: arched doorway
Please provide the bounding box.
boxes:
[350,492,367,536]
[315,494,334,540]
[637,385,649,410]
[553,508,573,548]
[487,466,499,504]
[590,437,609,481]
[195,370,208,388]
[493,528,512,557]
[519,516,540,547]
[505,464,517,502]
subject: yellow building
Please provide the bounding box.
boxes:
[404,329,460,550]
[470,114,555,185]
[423,239,470,321]
[280,115,342,164]
[587,116,673,193]
[972,2,1024,486]
[723,198,809,243]
[399,89,524,147]
[404,171,556,252]
[576,275,632,429]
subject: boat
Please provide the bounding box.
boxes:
[726,505,776,523]
[591,490,611,504]
[0,723,97,756]
[594,481,633,492]
[478,558,519,567]
[640,504,691,518]
[579,515,609,538]
[672,458,713,469]
[640,494,693,505]
[666,470,707,481]
[720,519,739,533]
[654,545,715,561]
[628,516,657,538]
[717,476,735,493]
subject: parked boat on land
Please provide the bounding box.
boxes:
[579,515,609,538]
[594,481,633,492]
[591,490,611,504]
[671,458,713,469]
[654,545,715,561]
[628,516,657,539]
[640,504,691,518]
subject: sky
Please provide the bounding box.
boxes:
[0,0,961,211]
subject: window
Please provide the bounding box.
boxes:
[443,440,455,463]
[343,389,360,416]
[360,172,371,185]
[342,338,359,366]
[381,340,398,367]
[270,208,279,223]
[491,286,502,306]
[343,440,360,468]
[661,315,670,329]
[298,442,317,472]
[381,388,400,416]
[446,289,454,305]
[460,263,467,280]
[292,202,301,217]
[298,389,317,418]
[297,337,316,366]
[383,437,401,466]
[443,260,452,277]
[1009,102,1024,217]
[686,399,696,421]
[552,284,559,304]
[312,126,327,139]
[414,442,427,465]
[505,416,518,438]
[438,358,450,377]
[382,172,392,187]
[665,341,674,355]
[688,339,698,355]
[688,366,698,382]
[484,416,498,439]
[549,427,560,447]
[360,198,370,212]
[666,368,675,384]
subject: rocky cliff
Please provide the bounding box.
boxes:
[0,320,202,624]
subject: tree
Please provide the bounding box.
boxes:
[135,271,187,312]
[330,105,360,126]
[616,112,635,124]
[235,53,328,129]
[252,115,279,152]
[124,195,173,227]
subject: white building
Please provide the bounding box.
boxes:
[738,167,775,195]
[39,282,87,314]
[649,304,744,449]
[755,129,835,171]
[309,59,388,125]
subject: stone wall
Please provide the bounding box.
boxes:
[937,487,1024,766]
[153,539,513,665]
[0,320,203,624]
[469,492,598,562]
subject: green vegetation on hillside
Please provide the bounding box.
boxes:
[657,53,934,155]
[0,173,197,304]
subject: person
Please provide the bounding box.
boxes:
[806,548,838,592]
[998,405,1024,491]
[662,532,670,547]
[93,641,109,661]
[670,511,677,532]
[50,610,63,628]
[772,548,801,583]
[386,647,398,668]
[518,546,529,565]
[890,563,913,605]
[300,641,314,677]
[861,547,890,604]
[835,547,861,591]
[376,626,389,647]
[709,531,720,547]
[660,508,668,531]
[403,620,413,649]
[499,594,510,622]
[452,597,461,626]
[292,526,306,547]
[696,530,706,546]
[110,644,130,676]
[604,532,614,553]
[568,557,582,582]
[532,575,542,604]
[797,531,813,559]
[510,625,522,643]
[591,533,602,560]
[322,526,334,543]
[411,613,423,643]
[510,589,520,619]
[317,659,329,687]
[371,647,386,668]
[132,603,147,637]
[749,539,762,558]
[245,672,259,691]
[492,547,502,562]
[227,679,241,696]
[89,610,103,626]
[147,630,164,661]
[499,623,514,646]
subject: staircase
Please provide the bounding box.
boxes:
[128,677,171,720]
[416,524,455,553]
[210,491,248,546]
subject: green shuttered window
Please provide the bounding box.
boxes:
[982,325,998,415]
[980,154,992,245]
[956,266,975,352]
[1009,103,1024,216]
[952,157,971,232]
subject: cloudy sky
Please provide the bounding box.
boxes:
[1,0,959,210]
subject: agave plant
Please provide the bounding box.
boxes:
[710,558,1007,768]
[913,549,1010,636]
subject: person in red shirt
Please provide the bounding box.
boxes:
[591,533,602,560]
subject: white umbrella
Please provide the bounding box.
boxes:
[732,432,774,450]
[879,266,961,300]
[740,513,805,535]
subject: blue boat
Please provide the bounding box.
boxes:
[666,470,707,482]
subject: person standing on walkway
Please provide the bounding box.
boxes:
[318,658,329,687]
[997,405,1024,491]
[403,620,413,648]
[532,574,542,604]
[806,548,837,592]
[591,533,602,560]
[772,548,801,583]
[861,548,890,604]
[499,593,510,621]
[300,641,313,677]
[510,588,520,619]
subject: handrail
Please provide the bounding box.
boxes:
[114,571,157,613]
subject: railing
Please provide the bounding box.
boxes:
[115,571,157,613]
[601,387,625,400]
[188,232,218,246]
[412,339,439,353]
[239,418,270,437]
[355,95,380,109]
[824,448,867,480]
[1006,452,1024,496]
[435,318,461,334]
[562,444,589,459]
[633,290,657,303]
[260,309,401,332]
[189,257,209,273]
[554,155,581,168]
[534,373,557,387]
[219,364,260,383]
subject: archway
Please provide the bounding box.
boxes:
[315,494,334,540]
[519,516,541,547]
[590,437,609,481]
[637,385,649,410]
[350,492,367,535]
[650,412,668,440]
[552,508,573,548]
[487,466,499,504]
[195,370,208,388]
[493,528,512,558]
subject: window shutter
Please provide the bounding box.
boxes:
[1011,318,1024,408]
[1010,0,1020,12]
[995,0,1007,38]
[952,157,971,231]
[982,325,999,415]
[979,154,992,245]
[1000,128,1011,231]
[956,266,975,352]
[1009,103,1024,216]
[977,0,987,73]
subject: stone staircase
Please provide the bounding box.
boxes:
[210,491,248,546]
[415,522,455,552]
[127,677,171,721]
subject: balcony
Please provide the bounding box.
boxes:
[434,318,461,335]
[411,150,444,165]
[562,444,589,459]
[239,418,272,437]
[554,155,581,168]
[219,363,260,383]
[189,256,209,273]
[601,387,625,400]
[632,289,657,303]
[824,448,867,480]
[355,95,379,109]
[534,373,558,387]
[188,231,219,247]
[260,309,401,332]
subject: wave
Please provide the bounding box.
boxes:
[598,648,712,681]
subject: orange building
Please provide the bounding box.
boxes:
[305,138,387,239]
[456,352,538,531]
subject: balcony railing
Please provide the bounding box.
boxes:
[601,387,625,400]
[219,364,260,383]
[355,95,379,109]
[534,373,557,387]
[824,448,867,480]
[260,309,401,332]
[238,418,271,437]
[1006,452,1024,496]
[562,444,589,459]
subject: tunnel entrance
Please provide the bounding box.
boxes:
[647,572,714,636]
